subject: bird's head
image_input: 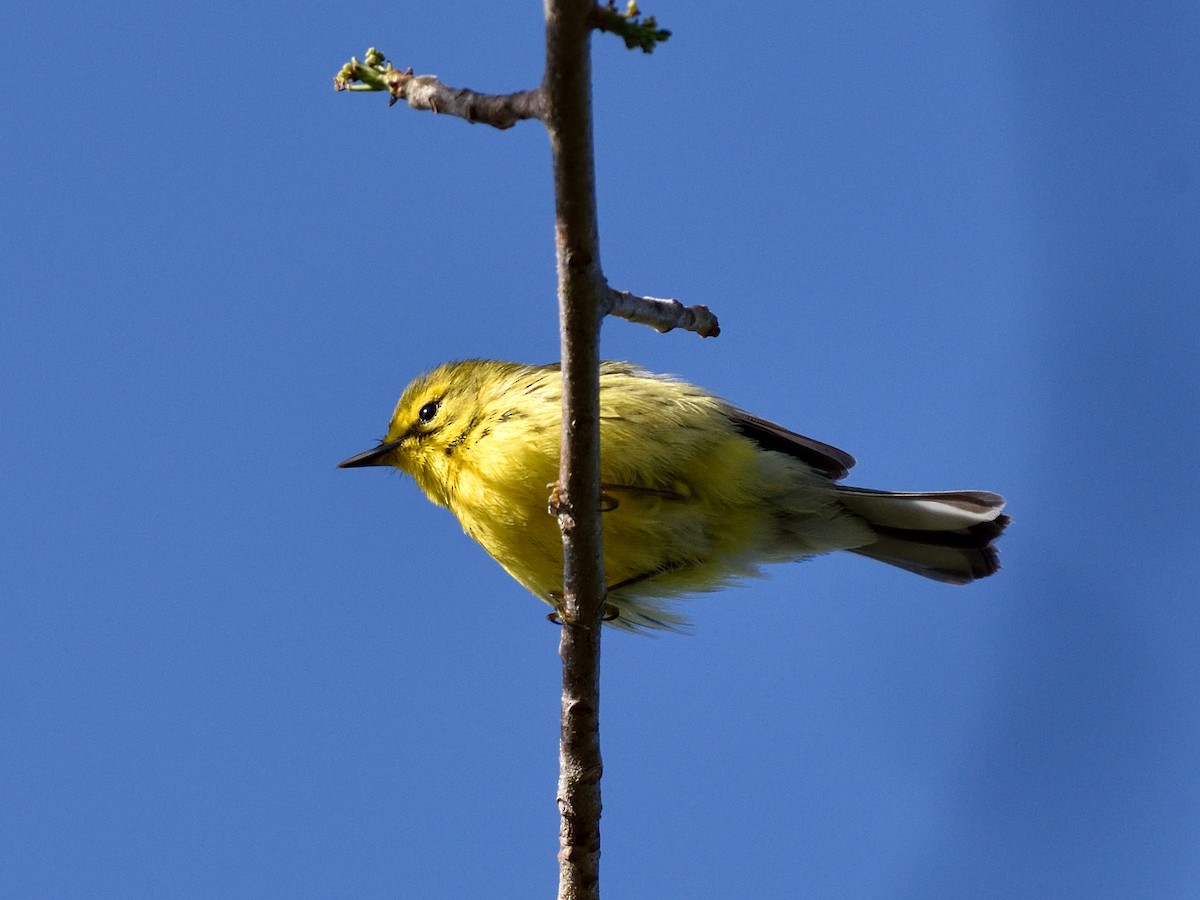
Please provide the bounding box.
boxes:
[338,361,503,506]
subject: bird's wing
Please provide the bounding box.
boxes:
[726,409,856,480]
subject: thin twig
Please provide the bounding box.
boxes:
[604,287,720,337]
[334,50,545,129]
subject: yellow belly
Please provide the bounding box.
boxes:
[446,429,829,611]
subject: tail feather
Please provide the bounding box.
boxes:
[838,487,1009,584]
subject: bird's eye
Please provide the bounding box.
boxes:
[418,400,440,423]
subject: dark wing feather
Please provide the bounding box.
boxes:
[727,409,855,480]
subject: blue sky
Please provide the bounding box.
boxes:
[4,3,1199,897]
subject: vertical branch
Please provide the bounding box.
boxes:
[337,9,680,898]
[544,1,606,898]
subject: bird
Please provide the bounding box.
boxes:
[339,360,1008,631]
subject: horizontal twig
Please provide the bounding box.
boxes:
[334,49,545,129]
[382,70,545,128]
[604,287,720,337]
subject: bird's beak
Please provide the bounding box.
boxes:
[337,439,402,468]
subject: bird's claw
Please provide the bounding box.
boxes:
[546,592,621,626]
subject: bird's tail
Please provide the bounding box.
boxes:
[836,487,1009,584]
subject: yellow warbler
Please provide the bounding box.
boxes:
[340,360,1008,630]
